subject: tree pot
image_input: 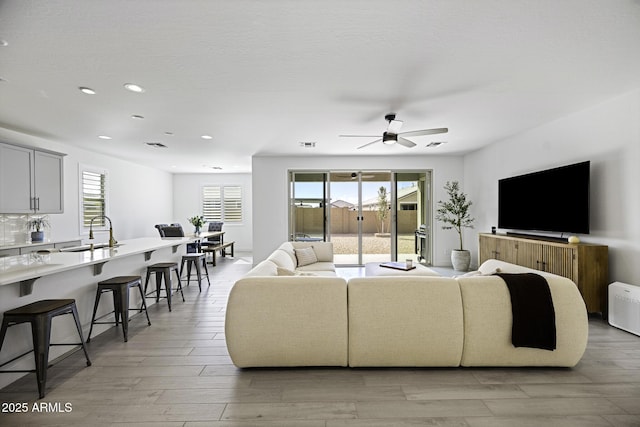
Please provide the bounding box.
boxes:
[31,231,44,243]
[451,249,471,271]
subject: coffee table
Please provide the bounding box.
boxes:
[365,262,440,277]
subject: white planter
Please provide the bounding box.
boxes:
[451,249,471,271]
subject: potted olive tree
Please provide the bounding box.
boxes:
[435,181,475,271]
[27,216,50,243]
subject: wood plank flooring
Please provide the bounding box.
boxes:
[1,254,639,426]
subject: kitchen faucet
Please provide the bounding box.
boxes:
[89,215,117,249]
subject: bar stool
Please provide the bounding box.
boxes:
[0,299,91,399]
[180,253,211,291]
[87,276,151,343]
[143,262,184,311]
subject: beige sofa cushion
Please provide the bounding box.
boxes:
[225,276,348,367]
[243,260,278,277]
[267,249,297,271]
[348,277,464,367]
[458,274,588,367]
[296,261,336,273]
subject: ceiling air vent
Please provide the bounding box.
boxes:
[426,141,446,148]
[145,142,167,148]
[299,142,316,148]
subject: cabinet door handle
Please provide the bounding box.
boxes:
[36,197,40,211]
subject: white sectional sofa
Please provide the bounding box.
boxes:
[225,242,588,368]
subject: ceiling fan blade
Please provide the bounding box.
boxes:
[357,139,382,149]
[387,119,403,134]
[396,137,417,148]
[339,134,381,138]
[399,127,448,137]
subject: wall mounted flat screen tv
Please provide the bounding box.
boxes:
[498,161,590,234]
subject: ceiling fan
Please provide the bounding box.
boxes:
[340,113,448,149]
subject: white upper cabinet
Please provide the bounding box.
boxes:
[0,142,65,214]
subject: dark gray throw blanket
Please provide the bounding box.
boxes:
[495,272,557,351]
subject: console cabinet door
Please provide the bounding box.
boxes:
[479,234,517,263]
[0,143,35,213]
[34,150,64,213]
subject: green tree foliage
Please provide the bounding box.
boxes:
[376,186,389,233]
[435,181,474,250]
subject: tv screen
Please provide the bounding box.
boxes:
[498,161,590,234]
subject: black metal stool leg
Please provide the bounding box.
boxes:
[163,268,173,311]
[202,257,211,287]
[87,287,103,343]
[114,286,129,342]
[174,267,185,302]
[70,305,91,366]
[136,282,151,326]
[31,316,51,399]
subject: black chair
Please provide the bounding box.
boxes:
[154,224,210,291]
[201,221,224,248]
[0,299,91,399]
[156,223,198,253]
[154,224,169,237]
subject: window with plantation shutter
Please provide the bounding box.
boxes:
[80,167,108,229]
[202,185,242,223]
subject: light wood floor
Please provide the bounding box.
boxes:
[1,254,639,426]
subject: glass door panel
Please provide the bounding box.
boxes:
[328,172,360,265]
[360,171,392,264]
[395,171,431,265]
[290,172,326,242]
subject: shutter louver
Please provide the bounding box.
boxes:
[82,170,106,227]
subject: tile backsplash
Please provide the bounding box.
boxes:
[0,214,43,246]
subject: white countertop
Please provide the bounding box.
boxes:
[0,238,82,251]
[0,236,195,286]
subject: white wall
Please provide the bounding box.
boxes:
[464,90,640,284]
[0,128,174,244]
[172,173,252,251]
[252,155,464,265]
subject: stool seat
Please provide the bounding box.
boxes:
[3,299,76,316]
[98,276,141,286]
[87,276,151,343]
[148,262,178,269]
[0,299,91,399]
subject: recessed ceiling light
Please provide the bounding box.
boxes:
[124,83,145,93]
[0,40,8,47]
[79,87,96,95]
[98,135,112,140]
[145,142,167,148]
[131,114,145,120]
[201,135,213,140]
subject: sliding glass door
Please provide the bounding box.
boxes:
[328,171,393,265]
[289,170,432,266]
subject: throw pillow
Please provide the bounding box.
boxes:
[294,247,318,267]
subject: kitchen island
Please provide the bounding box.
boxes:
[0,236,197,390]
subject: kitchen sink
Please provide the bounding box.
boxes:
[61,243,123,252]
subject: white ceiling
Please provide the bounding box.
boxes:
[1,0,639,173]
